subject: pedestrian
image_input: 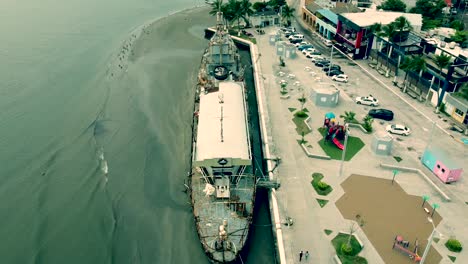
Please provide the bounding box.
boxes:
[299,250,303,262]
[305,251,309,261]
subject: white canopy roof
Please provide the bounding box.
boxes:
[195,81,250,162]
[341,12,422,29]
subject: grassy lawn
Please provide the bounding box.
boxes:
[331,233,368,264]
[316,199,329,208]
[448,255,457,262]
[292,116,311,136]
[324,229,333,236]
[311,173,333,196]
[288,107,297,112]
[393,156,402,162]
[317,128,365,161]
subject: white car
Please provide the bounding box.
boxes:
[355,95,379,106]
[288,34,304,40]
[310,55,324,62]
[331,74,348,83]
[386,124,411,136]
[323,39,333,47]
[295,41,310,47]
[302,48,317,54]
[305,51,321,58]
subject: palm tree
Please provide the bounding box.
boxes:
[209,0,224,16]
[410,55,427,97]
[364,23,382,59]
[433,53,451,109]
[340,111,356,123]
[239,0,254,28]
[393,16,413,44]
[382,22,398,76]
[399,56,415,90]
[280,4,295,26]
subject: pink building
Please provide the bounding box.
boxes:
[422,147,463,183]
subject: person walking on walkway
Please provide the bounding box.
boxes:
[299,250,304,262]
[305,251,309,261]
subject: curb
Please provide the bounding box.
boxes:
[380,163,451,201]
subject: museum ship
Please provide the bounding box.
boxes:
[188,10,256,263]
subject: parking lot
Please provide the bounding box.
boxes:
[285,26,467,191]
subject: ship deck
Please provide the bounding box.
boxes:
[191,168,256,262]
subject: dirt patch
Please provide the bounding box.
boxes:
[336,175,442,264]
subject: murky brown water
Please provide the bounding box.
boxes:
[336,175,442,264]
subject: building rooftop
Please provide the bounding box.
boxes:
[340,11,422,28]
[195,81,250,162]
[317,9,339,24]
[331,4,362,14]
[304,2,322,13]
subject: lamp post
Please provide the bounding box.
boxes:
[391,169,400,185]
[328,45,334,76]
[338,124,349,177]
[420,217,440,264]
[424,121,436,153]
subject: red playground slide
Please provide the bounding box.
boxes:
[332,137,344,150]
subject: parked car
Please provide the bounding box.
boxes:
[355,95,379,106]
[323,39,333,47]
[302,48,317,54]
[322,64,341,71]
[295,41,310,47]
[325,69,344,76]
[298,44,313,50]
[368,109,394,121]
[290,38,303,44]
[288,34,304,40]
[280,27,296,33]
[305,51,322,58]
[331,74,348,82]
[284,31,295,38]
[310,56,325,62]
[386,124,411,136]
[314,60,330,67]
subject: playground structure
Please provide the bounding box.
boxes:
[323,112,345,150]
[392,235,421,262]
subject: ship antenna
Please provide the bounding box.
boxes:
[219,93,224,142]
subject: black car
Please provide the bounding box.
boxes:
[314,60,330,67]
[368,109,394,121]
[322,64,341,71]
[324,69,344,76]
[290,38,303,44]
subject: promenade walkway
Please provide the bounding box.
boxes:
[250,25,466,263]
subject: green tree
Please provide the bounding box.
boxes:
[364,23,383,58]
[410,55,427,91]
[433,53,451,108]
[252,1,268,12]
[450,20,465,31]
[393,16,413,44]
[239,0,254,27]
[454,83,468,100]
[399,56,414,87]
[410,0,446,29]
[280,4,295,26]
[377,0,407,12]
[382,22,398,75]
[449,30,468,44]
[340,111,356,123]
[268,0,286,12]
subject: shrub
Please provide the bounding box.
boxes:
[445,238,463,252]
[317,181,329,191]
[362,115,373,132]
[295,111,308,118]
[341,243,353,255]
